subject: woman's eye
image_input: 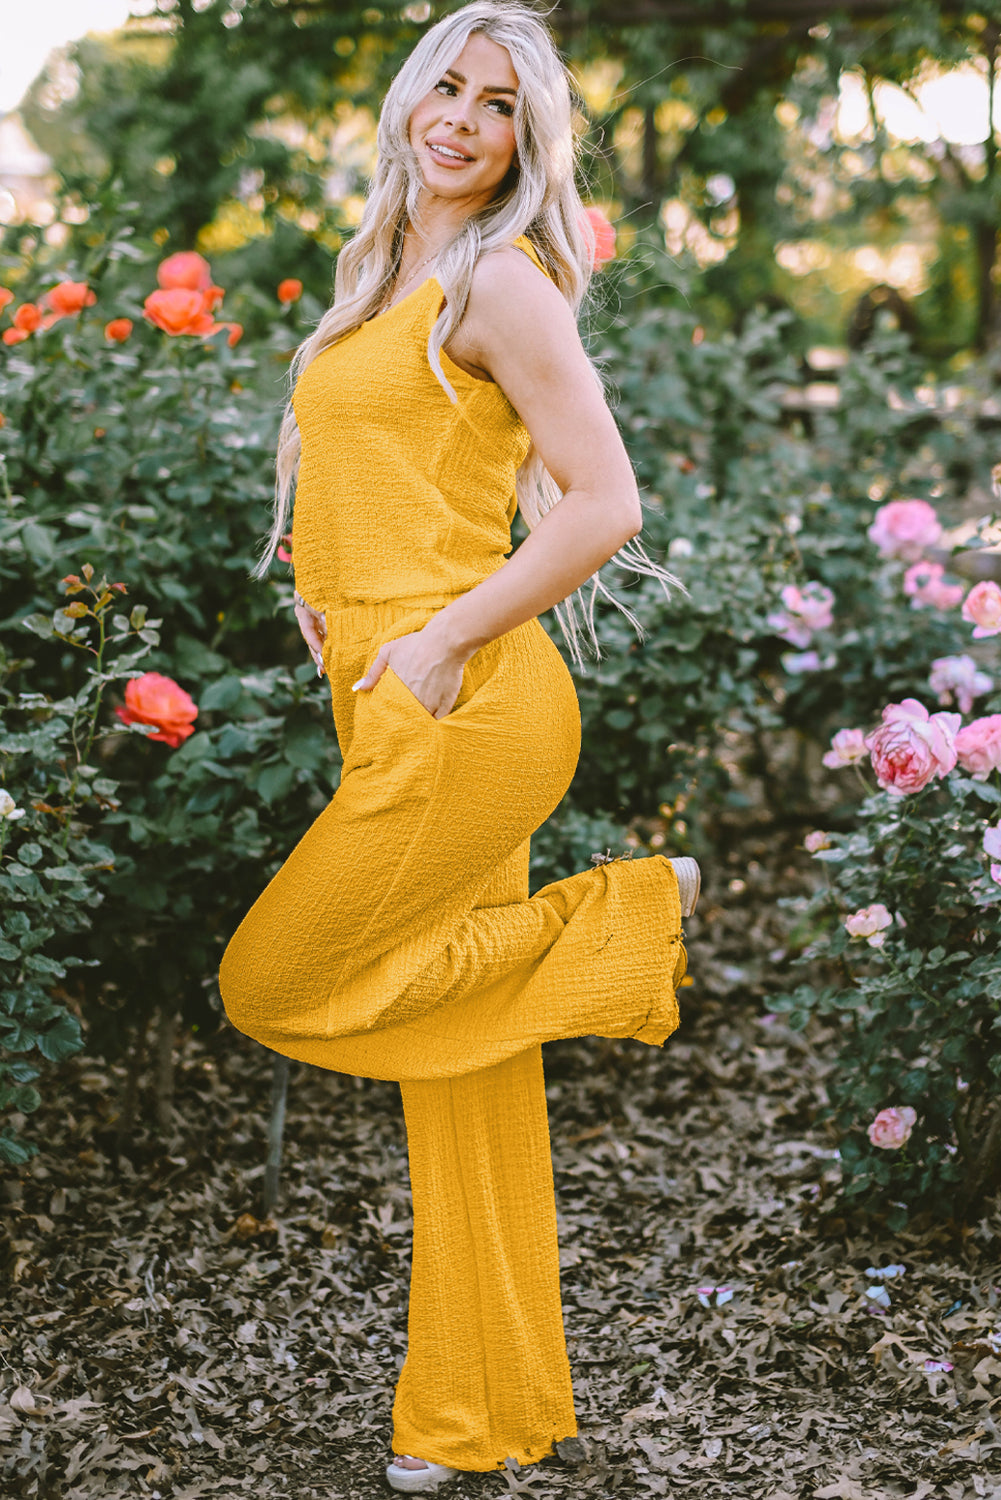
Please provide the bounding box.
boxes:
[488,99,514,116]
[434,79,458,96]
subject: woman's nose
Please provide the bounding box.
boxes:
[443,94,474,131]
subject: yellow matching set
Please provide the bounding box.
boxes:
[219,236,689,1472]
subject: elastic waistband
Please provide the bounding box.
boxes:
[322,593,463,644]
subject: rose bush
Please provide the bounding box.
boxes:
[773,483,1001,1221]
[3,220,1001,1211]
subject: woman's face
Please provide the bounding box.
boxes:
[408,34,520,212]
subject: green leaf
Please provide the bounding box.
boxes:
[255,761,295,806]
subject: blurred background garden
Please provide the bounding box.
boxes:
[2,3,1001,1496]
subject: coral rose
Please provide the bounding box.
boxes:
[143,288,217,337]
[903,560,964,611]
[584,206,616,269]
[844,902,894,947]
[2,328,29,346]
[214,320,243,347]
[13,303,42,333]
[864,698,959,795]
[867,1105,917,1150]
[0,288,13,312]
[822,727,868,769]
[955,714,1001,780]
[928,655,993,715]
[868,499,942,561]
[115,671,198,748]
[961,580,1001,639]
[104,318,133,343]
[157,251,213,292]
[42,280,96,320]
[277,278,303,304]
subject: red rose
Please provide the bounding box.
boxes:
[157,251,213,292]
[13,303,42,333]
[583,206,617,269]
[115,671,198,748]
[143,288,217,337]
[42,280,97,321]
[277,278,303,305]
[104,318,133,343]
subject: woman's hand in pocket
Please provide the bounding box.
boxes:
[293,594,327,676]
[353,629,465,720]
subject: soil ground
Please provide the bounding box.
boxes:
[4,851,1001,1500]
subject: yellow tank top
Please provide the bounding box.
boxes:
[291,235,550,610]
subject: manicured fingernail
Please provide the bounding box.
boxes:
[351,678,364,691]
[316,662,324,678]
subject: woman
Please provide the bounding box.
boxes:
[220,2,699,1490]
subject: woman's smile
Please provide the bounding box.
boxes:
[409,33,519,206]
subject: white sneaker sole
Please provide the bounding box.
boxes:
[667,856,701,918]
[386,1458,459,1492]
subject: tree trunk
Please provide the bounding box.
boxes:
[115,1011,150,1157]
[975,24,999,350]
[154,1003,177,1131]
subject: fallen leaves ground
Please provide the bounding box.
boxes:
[3,846,1001,1500]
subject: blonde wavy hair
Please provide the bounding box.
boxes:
[259,0,683,664]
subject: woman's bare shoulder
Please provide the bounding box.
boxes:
[465,243,571,335]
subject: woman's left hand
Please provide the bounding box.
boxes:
[352,628,465,720]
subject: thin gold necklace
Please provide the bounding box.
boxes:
[378,243,443,315]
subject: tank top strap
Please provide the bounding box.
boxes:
[511,234,552,280]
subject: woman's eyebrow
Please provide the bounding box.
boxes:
[444,67,518,96]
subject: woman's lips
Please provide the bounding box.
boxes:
[426,140,475,167]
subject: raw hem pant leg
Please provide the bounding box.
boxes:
[393,1045,576,1472]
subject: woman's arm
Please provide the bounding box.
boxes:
[354,248,642,716]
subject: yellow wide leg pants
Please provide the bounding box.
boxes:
[220,597,687,1472]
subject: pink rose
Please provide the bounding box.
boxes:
[845,902,895,947]
[984,825,1001,886]
[903,561,965,611]
[867,1105,917,1149]
[961,580,1001,639]
[768,580,835,648]
[868,499,942,561]
[928,655,994,715]
[822,727,868,769]
[955,714,1001,780]
[804,830,830,853]
[864,698,959,795]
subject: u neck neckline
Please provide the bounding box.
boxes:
[366,273,439,325]
[365,235,541,325]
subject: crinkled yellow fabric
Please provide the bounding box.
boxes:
[220,241,688,1472]
[290,242,540,612]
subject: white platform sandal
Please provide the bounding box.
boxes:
[386,1455,459,1492]
[667,856,701,918]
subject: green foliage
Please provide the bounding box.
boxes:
[13,0,1000,346]
[0,570,159,1163]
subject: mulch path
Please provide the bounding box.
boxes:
[3,846,1001,1499]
